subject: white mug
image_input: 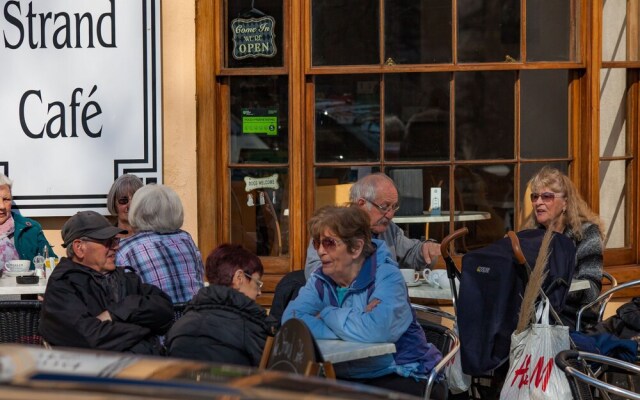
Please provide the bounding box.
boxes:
[422,269,449,288]
[400,268,419,284]
[4,259,31,273]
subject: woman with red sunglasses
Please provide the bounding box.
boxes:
[107,174,144,239]
[522,166,605,326]
[282,205,444,399]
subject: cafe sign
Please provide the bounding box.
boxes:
[0,0,162,217]
[231,16,276,59]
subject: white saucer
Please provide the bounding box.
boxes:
[2,270,35,277]
[406,281,422,287]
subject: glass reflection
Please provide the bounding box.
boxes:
[526,0,573,61]
[315,75,380,162]
[458,0,520,63]
[230,168,289,256]
[455,71,515,160]
[230,76,288,164]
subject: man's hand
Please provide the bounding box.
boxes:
[96,310,112,322]
[421,240,441,266]
[365,298,381,313]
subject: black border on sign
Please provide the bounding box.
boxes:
[4,0,161,211]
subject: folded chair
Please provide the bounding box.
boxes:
[259,318,335,379]
[556,349,640,400]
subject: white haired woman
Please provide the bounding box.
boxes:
[107,174,144,238]
[0,174,56,268]
[115,184,204,303]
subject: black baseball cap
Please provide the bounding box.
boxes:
[62,211,127,248]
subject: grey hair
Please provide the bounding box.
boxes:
[66,245,76,259]
[0,174,13,190]
[128,184,184,232]
[106,174,144,215]
[349,173,397,203]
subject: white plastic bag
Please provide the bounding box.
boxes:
[446,324,471,394]
[499,299,572,400]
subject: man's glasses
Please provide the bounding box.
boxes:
[312,237,343,251]
[530,192,563,203]
[117,197,130,205]
[81,237,120,249]
[243,272,263,289]
[363,198,400,214]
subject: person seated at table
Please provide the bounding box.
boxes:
[107,174,144,239]
[39,211,174,354]
[166,244,276,365]
[522,166,605,325]
[305,173,440,279]
[284,205,444,398]
[0,174,56,268]
[116,184,204,304]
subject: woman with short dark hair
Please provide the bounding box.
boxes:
[106,174,143,238]
[166,244,276,366]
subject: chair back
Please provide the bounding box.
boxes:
[260,318,327,377]
[0,300,43,345]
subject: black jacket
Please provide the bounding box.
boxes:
[166,285,276,366]
[39,258,174,354]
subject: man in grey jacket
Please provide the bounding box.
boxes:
[304,173,441,278]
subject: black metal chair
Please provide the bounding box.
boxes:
[556,349,640,400]
[0,300,43,345]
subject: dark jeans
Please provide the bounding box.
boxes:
[348,373,448,400]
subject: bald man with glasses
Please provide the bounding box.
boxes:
[40,211,174,354]
[305,173,441,279]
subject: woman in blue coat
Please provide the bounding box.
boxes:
[0,174,56,268]
[283,205,442,398]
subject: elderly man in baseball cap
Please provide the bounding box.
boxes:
[40,211,174,354]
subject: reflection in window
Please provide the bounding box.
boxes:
[230,76,289,164]
[385,73,450,161]
[457,0,520,62]
[520,70,569,158]
[455,71,515,160]
[230,168,289,256]
[602,2,640,62]
[315,75,380,162]
[600,160,628,248]
[385,0,452,64]
[526,0,574,61]
[312,0,379,66]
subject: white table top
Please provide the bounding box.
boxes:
[408,279,590,300]
[393,211,491,224]
[0,275,47,296]
[316,339,396,364]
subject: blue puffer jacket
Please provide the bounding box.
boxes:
[12,211,57,267]
[283,239,442,379]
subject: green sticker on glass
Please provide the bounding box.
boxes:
[242,108,278,136]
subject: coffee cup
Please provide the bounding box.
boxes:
[4,259,31,273]
[422,269,449,288]
[400,268,419,284]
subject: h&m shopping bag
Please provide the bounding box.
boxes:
[499,299,572,400]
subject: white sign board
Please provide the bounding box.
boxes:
[0,0,162,217]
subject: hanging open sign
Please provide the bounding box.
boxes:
[231,16,277,60]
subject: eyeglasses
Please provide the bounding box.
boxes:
[312,237,343,251]
[243,272,263,289]
[530,192,564,203]
[80,237,120,249]
[363,198,400,214]
[117,197,130,205]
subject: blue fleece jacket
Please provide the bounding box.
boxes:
[283,239,442,379]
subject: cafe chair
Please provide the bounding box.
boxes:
[259,318,336,379]
[0,300,43,345]
[555,349,640,400]
[411,304,461,400]
[575,273,628,333]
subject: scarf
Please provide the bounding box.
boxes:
[0,215,20,266]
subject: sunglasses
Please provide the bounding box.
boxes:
[312,237,343,251]
[243,272,263,289]
[363,198,400,214]
[117,197,130,205]
[530,192,563,203]
[80,236,120,249]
